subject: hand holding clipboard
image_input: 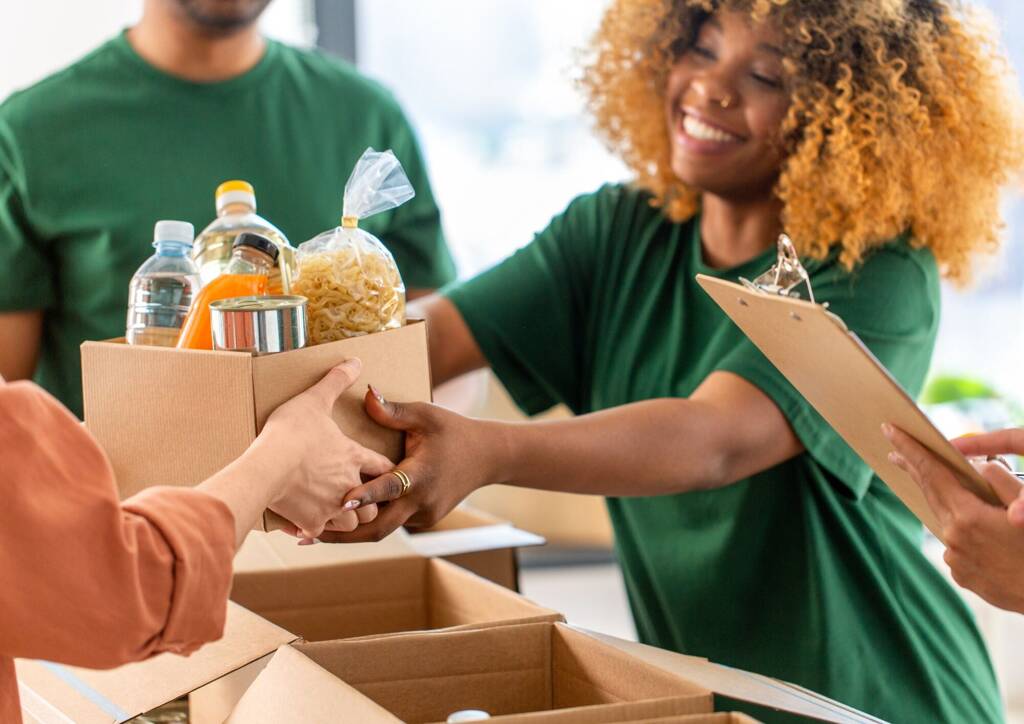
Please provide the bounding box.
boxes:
[696,236,1001,541]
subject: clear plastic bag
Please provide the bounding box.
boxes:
[294,148,414,343]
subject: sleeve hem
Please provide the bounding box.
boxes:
[716,361,874,500]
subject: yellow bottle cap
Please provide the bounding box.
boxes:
[215,180,257,213]
[216,180,254,197]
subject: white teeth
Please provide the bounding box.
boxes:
[682,115,739,143]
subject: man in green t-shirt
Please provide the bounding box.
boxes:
[0,0,455,418]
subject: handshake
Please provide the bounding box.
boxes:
[245,358,397,543]
[246,357,476,545]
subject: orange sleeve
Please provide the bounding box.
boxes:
[0,381,236,668]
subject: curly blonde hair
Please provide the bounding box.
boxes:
[581,0,1024,281]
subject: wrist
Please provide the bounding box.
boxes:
[480,420,518,489]
[241,431,295,507]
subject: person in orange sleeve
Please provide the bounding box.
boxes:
[0,357,389,722]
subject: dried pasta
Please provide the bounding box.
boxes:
[294,233,406,343]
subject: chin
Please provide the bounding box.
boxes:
[176,0,272,31]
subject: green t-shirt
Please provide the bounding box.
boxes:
[445,184,1002,723]
[0,32,455,417]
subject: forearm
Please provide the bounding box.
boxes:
[196,437,289,547]
[489,398,735,497]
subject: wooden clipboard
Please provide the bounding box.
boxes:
[697,273,1000,540]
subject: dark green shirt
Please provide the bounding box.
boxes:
[0,32,455,417]
[445,184,1002,723]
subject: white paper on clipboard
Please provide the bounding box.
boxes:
[696,266,999,541]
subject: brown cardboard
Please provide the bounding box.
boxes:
[577,627,886,724]
[697,274,1000,539]
[228,622,714,724]
[233,506,544,590]
[81,320,431,501]
[15,603,294,724]
[232,623,884,724]
[190,557,563,723]
[614,716,761,724]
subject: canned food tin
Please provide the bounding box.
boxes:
[211,295,308,354]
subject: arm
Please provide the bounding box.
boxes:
[323,370,803,540]
[410,294,487,386]
[0,360,389,667]
[884,425,1024,613]
[0,310,42,379]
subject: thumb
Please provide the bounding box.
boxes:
[306,358,362,411]
[364,385,430,432]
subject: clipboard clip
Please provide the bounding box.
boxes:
[740,234,822,306]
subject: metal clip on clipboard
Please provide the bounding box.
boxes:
[740,233,824,307]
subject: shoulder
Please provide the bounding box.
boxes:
[812,237,939,336]
[273,43,406,118]
[557,182,659,231]
[0,37,123,130]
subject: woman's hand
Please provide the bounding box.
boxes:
[317,386,506,543]
[883,424,1024,613]
[952,429,1024,527]
[249,359,393,539]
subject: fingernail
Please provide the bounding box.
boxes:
[298,538,319,546]
[368,384,386,405]
[881,423,894,439]
[888,451,904,467]
[341,358,362,372]
[343,500,361,511]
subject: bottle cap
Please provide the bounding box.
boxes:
[234,232,280,262]
[153,220,195,246]
[216,180,257,213]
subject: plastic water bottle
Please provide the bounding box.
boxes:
[126,220,202,346]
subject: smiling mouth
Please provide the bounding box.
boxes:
[675,110,744,146]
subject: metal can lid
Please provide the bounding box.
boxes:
[210,295,308,312]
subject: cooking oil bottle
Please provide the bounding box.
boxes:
[191,180,295,293]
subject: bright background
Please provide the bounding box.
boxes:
[2,1,1023,719]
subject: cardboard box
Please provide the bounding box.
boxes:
[233,506,544,591]
[19,609,882,724]
[190,556,563,724]
[617,716,760,724]
[16,603,295,724]
[229,623,885,724]
[80,321,431,501]
[227,622,714,723]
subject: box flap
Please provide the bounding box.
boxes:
[570,627,886,724]
[250,321,431,462]
[233,529,417,573]
[81,340,257,498]
[16,603,296,724]
[407,522,545,558]
[227,644,401,723]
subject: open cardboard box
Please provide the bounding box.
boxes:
[233,506,544,591]
[190,556,563,723]
[228,622,885,724]
[80,321,431,523]
[18,609,883,724]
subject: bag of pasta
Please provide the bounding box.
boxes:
[294,148,413,343]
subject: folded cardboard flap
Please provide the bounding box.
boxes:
[190,554,563,724]
[16,603,295,724]
[231,622,714,723]
[233,506,545,591]
[614,715,760,724]
[574,627,886,724]
[81,321,431,500]
[228,556,561,642]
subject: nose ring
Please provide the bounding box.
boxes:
[717,94,734,109]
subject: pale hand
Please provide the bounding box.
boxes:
[884,424,1024,613]
[255,359,393,539]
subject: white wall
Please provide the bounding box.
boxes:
[0,0,314,101]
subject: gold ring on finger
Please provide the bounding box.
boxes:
[392,469,412,497]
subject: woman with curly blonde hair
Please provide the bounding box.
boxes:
[330,1,1023,720]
